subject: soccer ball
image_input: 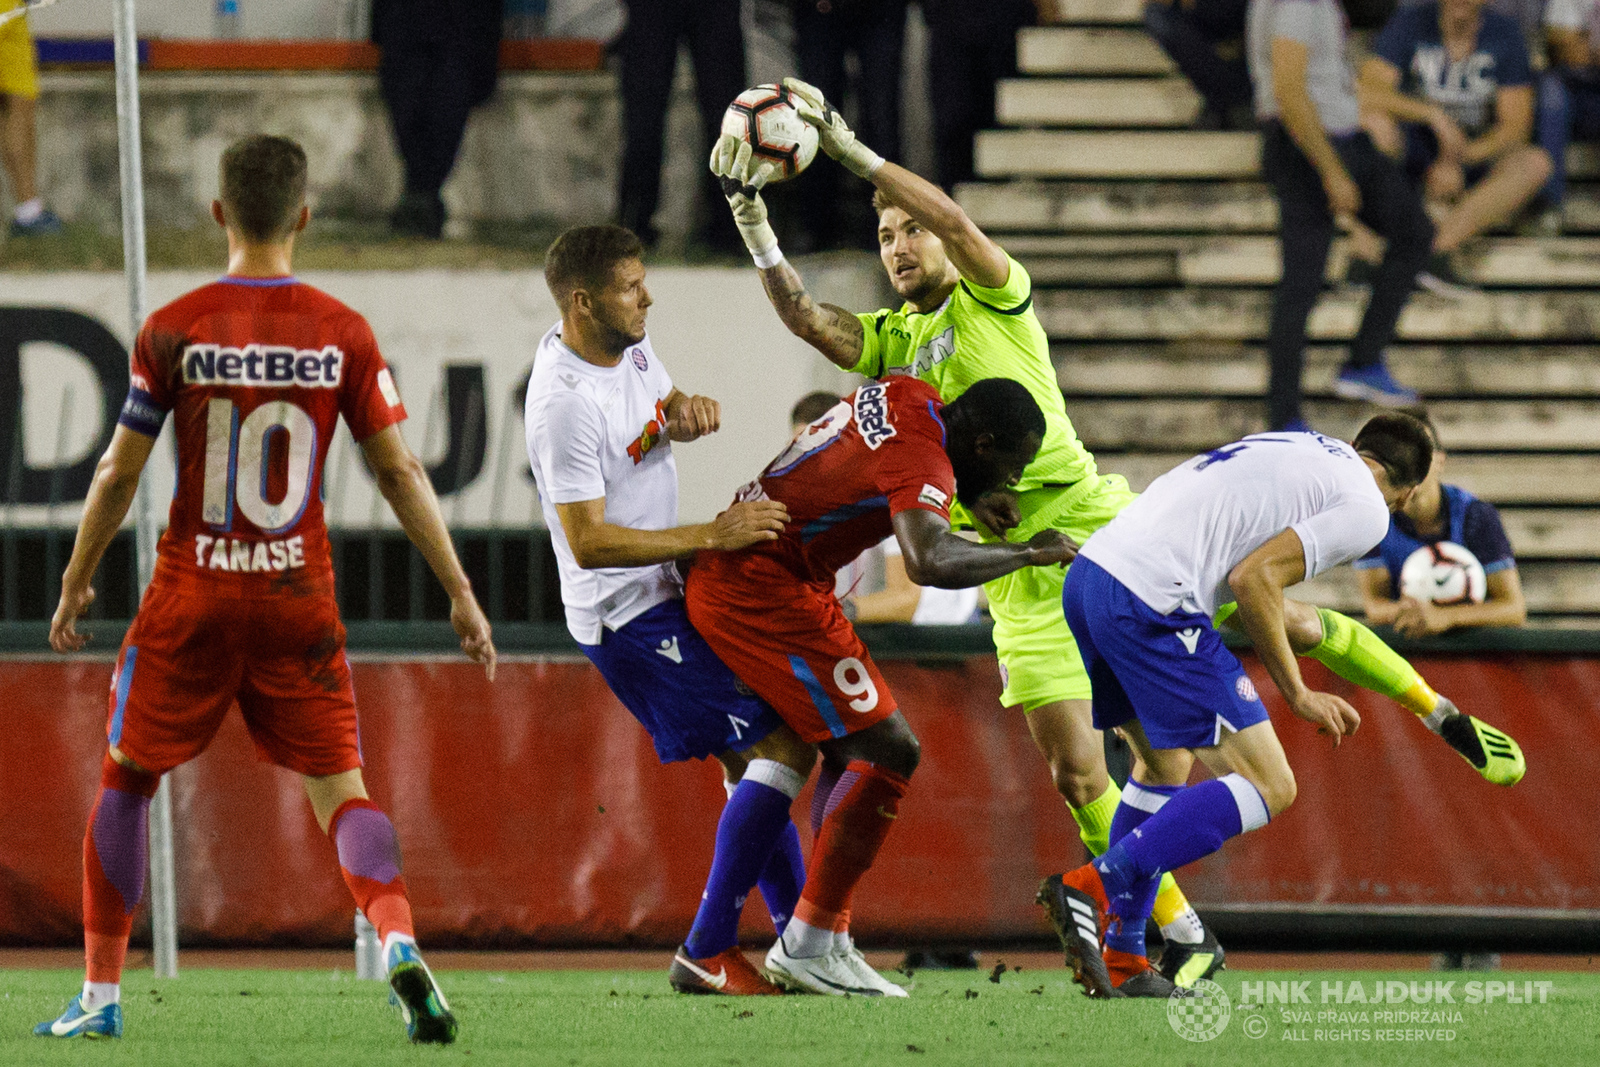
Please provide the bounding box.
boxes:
[1399,541,1487,605]
[720,84,819,183]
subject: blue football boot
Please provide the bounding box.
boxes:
[34,994,123,1039]
[386,940,457,1044]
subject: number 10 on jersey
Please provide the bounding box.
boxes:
[203,398,318,534]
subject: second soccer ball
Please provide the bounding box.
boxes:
[720,84,820,183]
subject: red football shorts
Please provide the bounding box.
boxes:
[686,552,897,744]
[107,583,361,777]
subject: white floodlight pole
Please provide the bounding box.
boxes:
[112,0,177,981]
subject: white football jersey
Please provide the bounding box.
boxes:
[1080,432,1391,618]
[525,323,681,644]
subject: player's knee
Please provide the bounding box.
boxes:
[1050,757,1102,808]
[842,713,920,778]
[1257,766,1297,817]
[1281,600,1325,654]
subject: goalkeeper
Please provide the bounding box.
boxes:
[710,78,1525,991]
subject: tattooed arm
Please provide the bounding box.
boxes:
[758,258,866,371]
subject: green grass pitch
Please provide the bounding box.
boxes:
[2,967,1597,1066]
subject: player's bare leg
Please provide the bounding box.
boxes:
[1026,699,1219,985]
[767,713,917,997]
[1278,600,1524,785]
[671,730,816,996]
[303,769,455,1044]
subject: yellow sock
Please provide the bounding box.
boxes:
[1069,782,1119,857]
[1150,875,1187,928]
[1308,608,1438,716]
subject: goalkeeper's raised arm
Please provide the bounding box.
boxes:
[709,77,1010,370]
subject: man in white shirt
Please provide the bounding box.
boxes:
[524,225,814,996]
[1039,414,1435,998]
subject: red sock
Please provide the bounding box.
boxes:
[83,754,159,984]
[1103,947,1149,987]
[329,798,415,944]
[792,761,909,932]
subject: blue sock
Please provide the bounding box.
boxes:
[1095,776,1269,915]
[683,760,804,959]
[1101,779,1184,957]
[756,821,805,936]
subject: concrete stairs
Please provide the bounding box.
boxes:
[956,7,1600,621]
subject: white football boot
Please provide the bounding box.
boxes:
[837,934,909,997]
[765,936,882,996]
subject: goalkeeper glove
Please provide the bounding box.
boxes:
[709,134,783,267]
[782,77,884,180]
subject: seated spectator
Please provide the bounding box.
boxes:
[1354,0,1551,295]
[1536,0,1600,230]
[0,0,61,236]
[1354,414,1527,636]
[1145,0,1256,129]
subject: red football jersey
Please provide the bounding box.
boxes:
[120,277,406,599]
[735,377,956,585]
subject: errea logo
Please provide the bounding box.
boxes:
[854,382,896,450]
[183,344,344,388]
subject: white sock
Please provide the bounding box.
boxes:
[1422,706,1450,734]
[381,931,417,958]
[13,198,43,224]
[82,981,119,1009]
[1160,907,1206,946]
[834,928,853,953]
[781,917,834,959]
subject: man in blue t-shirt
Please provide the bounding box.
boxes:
[1351,0,1551,296]
[1354,414,1527,636]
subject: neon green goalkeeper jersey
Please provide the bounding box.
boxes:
[848,255,1096,495]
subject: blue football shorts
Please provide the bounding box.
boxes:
[1062,556,1270,750]
[580,598,785,763]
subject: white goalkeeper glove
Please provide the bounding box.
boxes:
[781,77,884,180]
[709,134,784,267]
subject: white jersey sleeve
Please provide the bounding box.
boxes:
[1291,494,1391,583]
[527,391,607,506]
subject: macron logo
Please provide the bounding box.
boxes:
[1177,628,1202,654]
[656,637,683,664]
[183,344,344,388]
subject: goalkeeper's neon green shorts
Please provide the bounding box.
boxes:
[983,472,1139,711]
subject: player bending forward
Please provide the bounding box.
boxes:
[526,225,815,996]
[687,376,1076,996]
[712,80,1524,989]
[37,136,493,1043]
[1041,415,1439,997]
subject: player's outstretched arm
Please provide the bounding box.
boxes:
[709,135,864,370]
[50,426,156,652]
[893,508,1075,589]
[781,78,1009,289]
[1228,528,1361,746]
[360,425,497,680]
[556,497,790,570]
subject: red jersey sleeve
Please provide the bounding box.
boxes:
[118,321,181,438]
[874,390,956,523]
[338,313,407,441]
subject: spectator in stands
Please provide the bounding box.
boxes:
[373,0,503,240]
[1354,414,1526,635]
[1144,0,1256,129]
[0,0,60,236]
[615,0,746,252]
[1536,0,1600,231]
[1351,0,1550,295]
[922,1,1056,190]
[1247,0,1432,431]
[790,0,907,251]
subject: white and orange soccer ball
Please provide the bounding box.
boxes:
[720,84,819,183]
[1399,541,1487,605]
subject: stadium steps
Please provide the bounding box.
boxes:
[959,180,1600,234]
[959,8,1600,621]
